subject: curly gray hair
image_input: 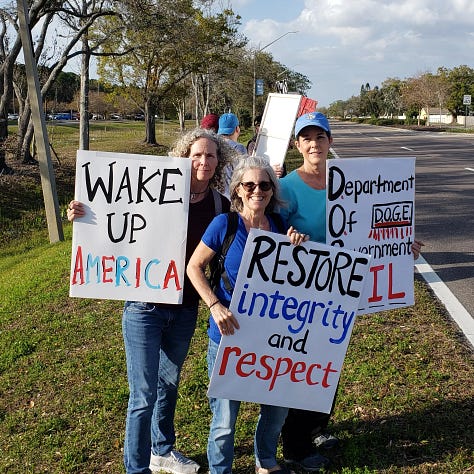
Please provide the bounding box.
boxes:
[229,155,285,213]
[169,128,239,193]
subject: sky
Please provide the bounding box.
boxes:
[228,0,474,107]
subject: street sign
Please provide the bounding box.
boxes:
[463,94,471,105]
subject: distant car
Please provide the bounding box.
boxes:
[51,112,72,120]
[8,113,19,120]
[133,113,145,121]
[91,114,105,120]
[109,113,122,120]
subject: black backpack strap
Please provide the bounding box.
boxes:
[209,212,239,293]
[211,188,222,216]
[208,212,284,295]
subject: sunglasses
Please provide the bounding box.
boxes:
[240,181,273,192]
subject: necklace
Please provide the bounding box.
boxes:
[190,186,209,201]
[241,213,268,231]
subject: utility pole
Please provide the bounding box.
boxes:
[17,0,64,243]
[252,31,297,128]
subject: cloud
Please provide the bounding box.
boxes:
[239,0,474,106]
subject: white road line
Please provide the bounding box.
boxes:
[465,167,474,172]
[401,146,415,151]
[330,147,340,159]
[415,255,474,348]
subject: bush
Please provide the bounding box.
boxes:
[237,109,251,129]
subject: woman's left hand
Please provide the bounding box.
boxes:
[411,239,424,260]
[66,200,85,222]
[287,226,309,246]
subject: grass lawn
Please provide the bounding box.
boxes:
[0,121,473,473]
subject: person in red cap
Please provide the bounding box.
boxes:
[200,114,219,133]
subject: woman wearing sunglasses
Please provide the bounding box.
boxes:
[187,155,306,474]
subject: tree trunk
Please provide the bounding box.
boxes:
[21,121,35,164]
[144,100,156,144]
[178,100,185,131]
[193,74,199,126]
[0,115,8,173]
[0,49,19,171]
[16,103,34,163]
[79,24,91,150]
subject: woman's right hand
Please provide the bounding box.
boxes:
[66,200,85,222]
[287,226,309,246]
[211,302,240,336]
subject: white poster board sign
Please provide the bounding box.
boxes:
[327,157,416,314]
[70,150,191,303]
[208,229,371,413]
[254,93,302,167]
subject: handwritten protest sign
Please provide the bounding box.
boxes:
[327,157,416,314]
[208,229,371,413]
[69,150,191,303]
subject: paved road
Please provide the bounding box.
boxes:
[328,121,474,317]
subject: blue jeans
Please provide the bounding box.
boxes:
[122,301,198,474]
[207,339,288,474]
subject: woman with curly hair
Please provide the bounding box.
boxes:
[67,128,238,474]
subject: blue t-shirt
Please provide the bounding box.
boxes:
[279,170,326,243]
[224,138,247,155]
[202,212,286,344]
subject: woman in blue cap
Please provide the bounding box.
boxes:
[279,112,423,472]
[278,111,336,472]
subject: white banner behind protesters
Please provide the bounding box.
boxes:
[207,229,371,414]
[327,157,416,314]
[254,93,302,167]
[69,150,191,303]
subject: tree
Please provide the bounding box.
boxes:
[380,78,403,118]
[344,95,362,118]
[401,72,450,125]
[98,0,243,144]
[359,83,382,118]
[439,65,474,119]
[0,0,117,165]
[0,1,35,172]
[327,100,346,118]
[52,0,121,150]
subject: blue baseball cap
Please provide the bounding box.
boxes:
[294,112,331,137]
[218,113,239,135]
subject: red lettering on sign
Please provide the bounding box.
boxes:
[388,262,405,299]
[72,245,85,284]
[368,264,384,302]
[163,260,181,290]
[102,256,115,283]
[218,346,339,392]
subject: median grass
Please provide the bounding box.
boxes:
[0,121,473,473]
